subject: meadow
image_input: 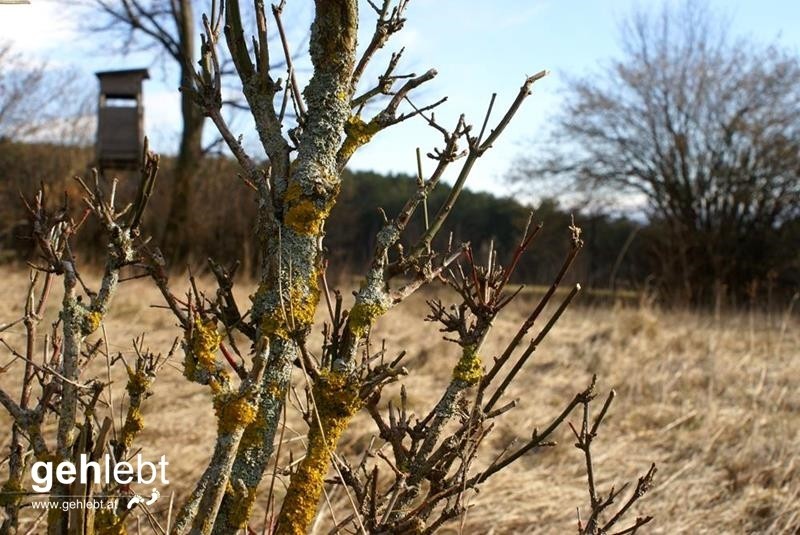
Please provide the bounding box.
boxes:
[0,266,797,534]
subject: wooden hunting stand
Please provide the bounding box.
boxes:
[95,68,149,171]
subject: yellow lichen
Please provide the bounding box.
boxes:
[347,301,386,339]
[214,394,257,435]
[283,181,333,235]
[315,370,361,419]
[118,367,151,450]
[265,380,285,400]
[285,198,325,235]
[339,115,381,162]
[95,508,127,534]
[260,275,320,339]
[260,313,291,340]
[453,344,483,385]
[237,380,282,455]
[208,376,228,395]
[82,310,103,335]
[186,319,222,378]
[125,368,150,397]
[120,408,144,449]
[222,483,257,531]
[288,281,319,329]
[275,370,361,534]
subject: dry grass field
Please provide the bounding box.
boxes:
[1,265,798,534]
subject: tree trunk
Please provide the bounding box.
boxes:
[211,2,359,532]
[161,0,203,264]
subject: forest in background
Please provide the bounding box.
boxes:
[2,139,797,307]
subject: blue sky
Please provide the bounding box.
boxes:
[2,0,799,195]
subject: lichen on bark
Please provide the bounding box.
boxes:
[275,370,361,534]
[81,309,103,335]
[183,318,233,395]
[213,394,257,434]
[283,180,336,236]
[452,344,483,385]
[339,114,381,162]
[94,509,128,535]
[206,2,361,532]
[347,300,387,339]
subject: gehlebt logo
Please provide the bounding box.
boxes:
[27,453,169,510]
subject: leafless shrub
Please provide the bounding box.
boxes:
[0,2,655,534]
[0,143,160,533]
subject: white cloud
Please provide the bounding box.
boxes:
[0,1,80,56]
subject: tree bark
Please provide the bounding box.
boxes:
[162,0,204,263]
[211,2,359,532]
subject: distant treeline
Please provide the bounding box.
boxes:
[2,141,796,304]
[327,170,651,292]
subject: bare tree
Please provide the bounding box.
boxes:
[82,1,298,262]
[513,1,800,304]
[0,41,90,143]
[82,0,212,261]
[0,2,656,534]
[157,1,654,533]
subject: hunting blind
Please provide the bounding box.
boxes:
[95,68,149,170]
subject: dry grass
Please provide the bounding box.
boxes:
[1,266,798,533]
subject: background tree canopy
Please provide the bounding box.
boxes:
[0,140,650,296]
[2,139,796,306]
[512,2,800,305]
